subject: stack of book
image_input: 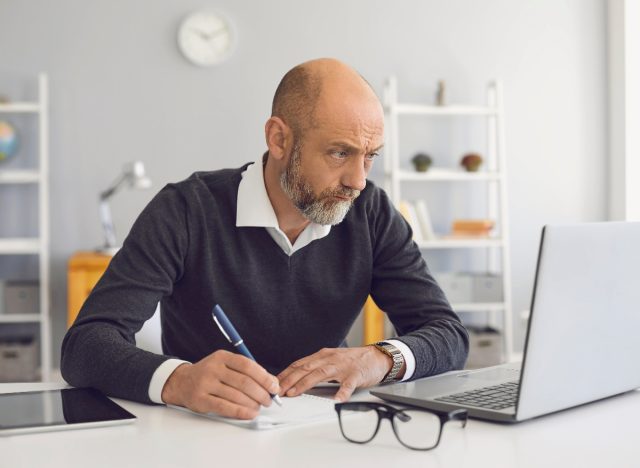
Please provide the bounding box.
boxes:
[451,219,495,238]
[398,200,436,242]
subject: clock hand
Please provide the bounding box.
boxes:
[189,28,210,41]
[190,27,227,41]
[206,28,228,40]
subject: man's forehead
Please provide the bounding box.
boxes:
[311,116,383,147]
[326,139,385,154]
[312,94,383,136]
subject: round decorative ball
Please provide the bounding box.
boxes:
[411,153,433,172]
[0,121,18,163]
[460,152,483,172]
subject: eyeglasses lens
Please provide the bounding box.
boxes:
[338,405,380,443]
[392,409,441,450]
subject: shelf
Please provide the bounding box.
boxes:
[384,76,513,361]
[0,74,51,382]
[395,169,502,181]
[0,238,40,254]
[417,238,504,249]
[389,103,498,116]
[0,102,40,113]
[451,302,506,312]
[0,170,40,184]
[0,314,42,323]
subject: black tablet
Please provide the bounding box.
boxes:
[0,387,136,436]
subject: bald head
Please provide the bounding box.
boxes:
[264,59,384,227]
[271,58,380,138]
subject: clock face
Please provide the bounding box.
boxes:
[177,11,235,67]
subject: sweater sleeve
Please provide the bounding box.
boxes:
[60,185,189,404]
[369,189,469,379]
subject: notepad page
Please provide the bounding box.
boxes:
[169,394,337,430]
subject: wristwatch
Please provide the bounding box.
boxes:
[372,342,404,384]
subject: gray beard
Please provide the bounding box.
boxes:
[280,144,360,226]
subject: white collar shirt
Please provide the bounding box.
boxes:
[235,157,332,255]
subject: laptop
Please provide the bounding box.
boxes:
[371,222,640,422]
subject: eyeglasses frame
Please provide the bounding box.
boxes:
[334,401,468,451]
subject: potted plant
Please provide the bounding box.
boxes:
[460,153,483,172]
[411,153,432,172]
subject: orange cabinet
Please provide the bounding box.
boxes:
[67,252,112,328]
[363,296,385,344]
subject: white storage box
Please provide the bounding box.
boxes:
[435,273,473,304]
[4,281,39,314]
[0,336,39,382]
[465,327,503,369]
[472,274,503,303]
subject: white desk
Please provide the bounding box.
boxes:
[2,381,639,468]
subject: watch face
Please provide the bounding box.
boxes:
[177,11,235,67]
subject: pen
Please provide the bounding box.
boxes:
[212,304,283,406]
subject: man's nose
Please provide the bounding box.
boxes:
[342,157,368,192]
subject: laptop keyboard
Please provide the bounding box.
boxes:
[435,381,519,410]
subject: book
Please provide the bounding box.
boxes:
[451,219,495,237]
[414,199,437,240]
[398,200,424,242]
[169,393,337,430]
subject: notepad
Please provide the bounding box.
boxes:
[169,394,337,430]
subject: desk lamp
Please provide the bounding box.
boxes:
[98,161,152,255]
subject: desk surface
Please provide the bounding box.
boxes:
[2,381,639,468]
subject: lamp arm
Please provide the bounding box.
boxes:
[100,173,128,201]
[99,199,117,249]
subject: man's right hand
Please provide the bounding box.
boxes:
[160,350,280,420]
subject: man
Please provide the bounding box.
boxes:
[61,58,468,420]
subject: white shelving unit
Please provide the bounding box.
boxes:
[0,74,51,381]
[383,76,513,361]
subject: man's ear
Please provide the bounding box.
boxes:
[264,117,291,161]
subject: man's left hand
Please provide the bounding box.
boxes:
[277,346,396,402]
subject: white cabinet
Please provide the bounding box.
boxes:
[0,74,50,381]
[383,76,513,361]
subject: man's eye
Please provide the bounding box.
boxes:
[332,151,349,159]
[366,152,379,161]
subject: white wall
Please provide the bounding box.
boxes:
[608,0,640,221]
[0,0,607,366]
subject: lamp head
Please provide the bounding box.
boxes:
[97,161,153,253]
[126,161,152,189]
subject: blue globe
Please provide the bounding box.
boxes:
[0,121,18,162]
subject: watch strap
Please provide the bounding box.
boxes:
[373,342,404,384]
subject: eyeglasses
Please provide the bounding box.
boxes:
[334,402,467,451]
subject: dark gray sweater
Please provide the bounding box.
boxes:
[61,164,468,404]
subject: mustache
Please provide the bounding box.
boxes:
[324,187,360,200]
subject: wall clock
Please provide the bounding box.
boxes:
[177,11,236,67]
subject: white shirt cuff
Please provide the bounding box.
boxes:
[148,358,190,404]
[383,339,416,382]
